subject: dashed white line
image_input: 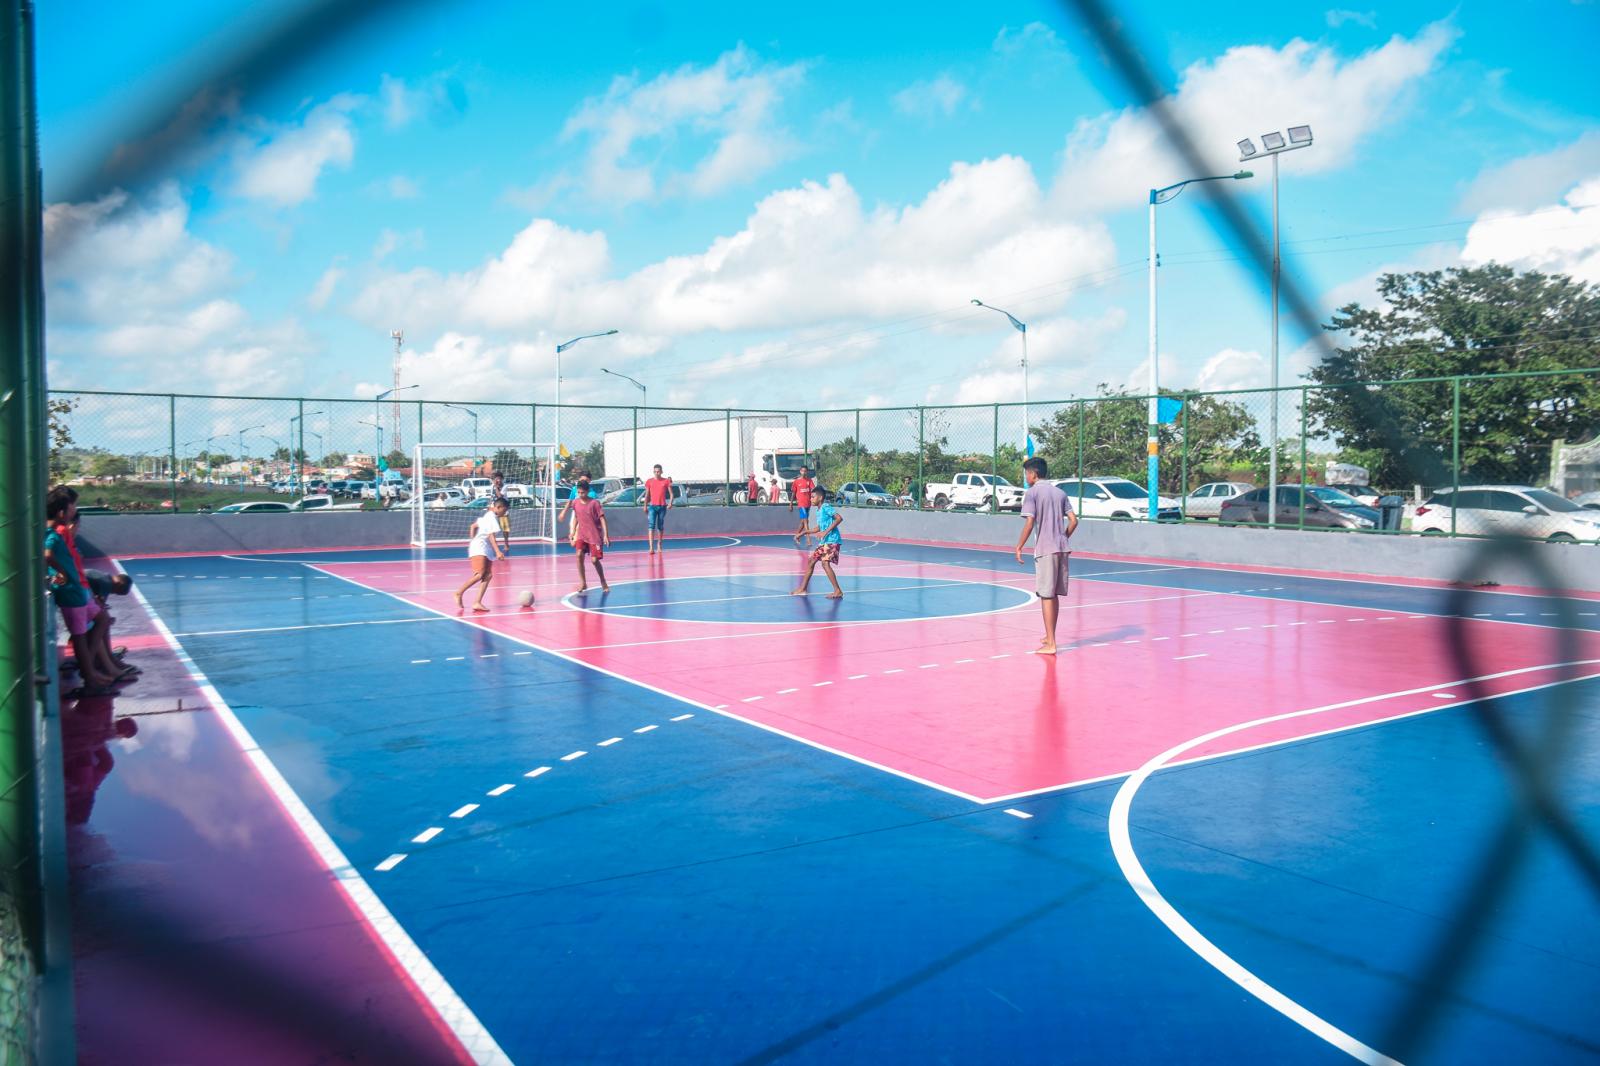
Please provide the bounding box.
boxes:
[513,651,532,656]
[633,725,658,734]
[1003,809,1033,820]
[742,696,764,703]
[411,827,443,844]
[955,659,974,664]
[777,687,798,694]
[411,659,431,664]
[445,656,465,661]
[561,751,587,761]
[480,653,499,659]
[919,663,939,669]
[848,674,868,680]
[813,680,833,687]
[883,669,903,675]
[991,653,1010,659]
[1432,693,1457,700]
[449,804,478,819]
[375,854,408,872]
[487,784,515,796]
[1174,653,1208,661]
[598,737,622,747]
[524,766,552,778]
[671,713,694,722]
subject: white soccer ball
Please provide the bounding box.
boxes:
[518,590,535,608]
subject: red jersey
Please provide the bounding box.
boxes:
[572,497,606,545]
[791,477,815,507]
[55,522,87,577]
[645,476,673,506]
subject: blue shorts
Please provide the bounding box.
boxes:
[796,506,810,521]
[647,504,667,531]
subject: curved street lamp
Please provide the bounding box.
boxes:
[970,299,1031,456]
[554,329,619,468]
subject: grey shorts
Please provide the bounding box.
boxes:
[1034,552,1070,598]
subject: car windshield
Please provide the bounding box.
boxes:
[1308,486,1364,507]
[1100,481,1146,499]
[861,483,886,494]
[1525,488,1582,512]
[774,454,808,478]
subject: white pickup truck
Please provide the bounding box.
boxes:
[925,472,1025,512]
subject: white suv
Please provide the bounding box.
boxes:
[1412,485,1600,544]
[1055,477,1181,521]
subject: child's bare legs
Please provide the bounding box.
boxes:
[792,558,817,595]
[820,560,843,599]
[592,558,609,593]
[70,633,113,688]
[576,552,588,593]
[455,569,483,608]
[1037,596,1060,655]
[474,566,494,611]
[87,616,124,678]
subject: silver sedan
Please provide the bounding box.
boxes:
[1181,481,1253,519]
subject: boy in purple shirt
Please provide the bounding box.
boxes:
[1015,456,1078,655]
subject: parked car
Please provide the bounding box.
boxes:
[1571,490,1600,510]
[344,479,374,499]
[1182,481,1253,519]
[292,495,362,512]
[307,478,330,494]
[1055,477,1181,521]
[327,479,350,497]
[1218,485,1380,530]
[925,472,1024,511]
[603,484,690,507]
[1325,482,1384,505]
[1411,485,1600,543]
[215,501,292,514]
[461,477,496,499]
[837,482,894,507]
[396,488,469,509]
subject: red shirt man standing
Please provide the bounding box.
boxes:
[789,466,817,545]
[643,464,673,555]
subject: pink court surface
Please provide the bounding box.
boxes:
[79,531,1600,1064]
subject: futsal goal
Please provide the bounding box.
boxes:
[410,442,559,552]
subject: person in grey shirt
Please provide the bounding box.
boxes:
[1015,456,1078,655]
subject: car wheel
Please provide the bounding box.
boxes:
[1111,511,1131,521]
[1420,528,1445,536]
[1546,532,1576,544]
[934,494,949,509]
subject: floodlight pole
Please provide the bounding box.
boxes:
[1147,170,1253,519]
[970,300,1028,459]
[440,403,479,466]
[601,368,646,412]
[554,329,619,476]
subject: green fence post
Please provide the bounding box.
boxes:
[803,411,809,472]
[1179,395,1189,520]
[725,409,732,507]
[1076,399,1086,513]
[1299,386,1308,532]
[169,394,178,512]
[916,407,925,510]
[991,404,999,515]
[854,408,861,492]
[1451,376,1461,538]
[296,398,304,494]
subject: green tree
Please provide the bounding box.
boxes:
[322,451,347,467]
[1305,265,1600,487]
[493,447,535,482]
[89,453,134,480]
[384,449,408,470]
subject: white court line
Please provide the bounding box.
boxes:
[1003,809,1033,820]
[1173,654,1207,661]
[375,854,407,872]
[561,751,587,761]
[449,804,479,819]
[633,725,658,734]
[1108,662,1600,1066]
[115,565,509,1065]
[487,784,515,796]
[412,827,443,844]
[598,737,623,747]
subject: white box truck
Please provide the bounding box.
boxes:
[604,415,811,500]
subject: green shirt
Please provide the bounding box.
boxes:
[44,529,88,608]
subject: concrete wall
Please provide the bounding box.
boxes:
[75,503,799,557]
[843,508,1600,593]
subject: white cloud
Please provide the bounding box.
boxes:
[44,185,310,393]
[892,74,970,120]
[993,21,1066,57]
[1325,9,1378,29]
[937,307,1129,405]
[380,72,467,130]
[371,228,424,262]
[308,265,345,310]
[232,94,360,207]
[550,45,806,206]
[1193,347,1269,391]
[1458,131,1600,214]
[1461,176,1600,284]
[1053,21,1454,213]
[355,155,1113,349]
[385,174,422,199]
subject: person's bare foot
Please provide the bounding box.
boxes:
[473,603,489,613]
[454,592,464,609]
[1034,644,1057,656]
[826,591,843,600]
[600,582,611,592]
[575,585,588,594]
[791,587,806,596]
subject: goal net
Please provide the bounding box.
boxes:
[410,443,558,551]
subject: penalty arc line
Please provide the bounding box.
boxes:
[1108,660,1600,1066]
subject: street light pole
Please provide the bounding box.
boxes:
[440,403,480,466]
[1237,126,1312,528]
[554,329,619,475]
[601,368,646,411]
[1147,169,1253,519]
[290,409,322,492]
[969,300,1029,456]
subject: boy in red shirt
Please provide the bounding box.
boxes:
[642,464,673,554]
[789,466,816,545]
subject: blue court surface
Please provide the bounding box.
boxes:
[91,535,1600,1064]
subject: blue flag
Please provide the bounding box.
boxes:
[1025,434,1036,458]
[1156,397,1185,424]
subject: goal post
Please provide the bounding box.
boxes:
[410,442,559,552]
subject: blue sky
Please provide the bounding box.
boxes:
[38,0,1600,418]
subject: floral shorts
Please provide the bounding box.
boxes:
[809,542,840,565]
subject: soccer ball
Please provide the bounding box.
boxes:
[518,590,535,608]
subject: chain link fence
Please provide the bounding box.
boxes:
[46,367,1600,540]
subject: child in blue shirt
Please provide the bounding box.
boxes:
[791,491,844,599]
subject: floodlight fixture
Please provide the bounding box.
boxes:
[1287,125,1313,145]
[1237,138,1257,158]
[1261,130,1286,151]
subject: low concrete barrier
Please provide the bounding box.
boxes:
[842,508,1600,593]
[75,503,801,557]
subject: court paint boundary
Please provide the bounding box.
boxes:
[1109,662,1600,1066]
[558,571,1036,626]
[310,564,1001,803]
[116,531,763,561]
[115,564,513,1066]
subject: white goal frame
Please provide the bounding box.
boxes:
[411,442,559,553]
